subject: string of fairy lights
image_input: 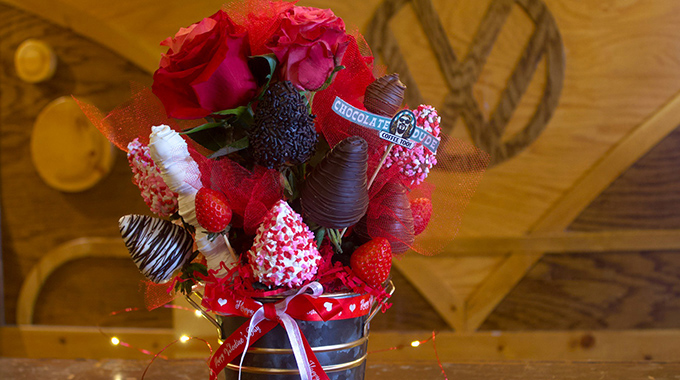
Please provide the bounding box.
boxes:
[101,305,449,380]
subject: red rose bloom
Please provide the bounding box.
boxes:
[267,6,349,91]
[152,10,257,119]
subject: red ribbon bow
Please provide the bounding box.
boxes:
[207,282,342,380]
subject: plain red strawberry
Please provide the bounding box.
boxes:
[350,237,392,288]
[410,197,432,235]
[195,187,232,233]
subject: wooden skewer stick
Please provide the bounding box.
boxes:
[367,143,394,190]
[338,143,394,238]
[223,234,236,261]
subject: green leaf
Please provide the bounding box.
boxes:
[249,54,278,100]
[308,136,330,167]
[232,107,254,130]
[281,171,294,198]
[174,261,208,296]
[327,228,343,253]
[179,121,225,135]
[314,227,327,248]
[208,137,250,159]
[253,54,277,81]
[184,124,231,152]
[212,106,248,117]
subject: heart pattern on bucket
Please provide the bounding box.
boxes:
[324,302,333,312]
[349,304,356,312]
[218,298,228,306]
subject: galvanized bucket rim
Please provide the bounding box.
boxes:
[186,281,394,335]
[251,290,363,302]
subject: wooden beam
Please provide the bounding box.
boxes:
[463,90,680,331]
[532,89,680,233]
[0,0,159,72]
[464,253,542,331]
[1,325,179,359]
[5,326,680,362]
[428,229,680,256]
[392,257,465,331]
[0,205,4,326]
[368,329,680,362]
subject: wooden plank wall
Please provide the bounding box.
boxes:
[482,125,680,330]
[4,0,680,347]
[0,4,166,325]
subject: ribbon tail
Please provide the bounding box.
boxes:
[299,331,331,380]
[208,316,276,380]
[280,315,313,380]
[240,309,265,380]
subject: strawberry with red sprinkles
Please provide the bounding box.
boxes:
[127,138,178,217]
[247,200,321,288]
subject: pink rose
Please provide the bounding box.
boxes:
[152,10,258,119]
[267,6,349,91]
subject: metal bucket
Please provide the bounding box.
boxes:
[188,283,393,380]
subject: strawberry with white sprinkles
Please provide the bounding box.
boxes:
[247,199,321,288]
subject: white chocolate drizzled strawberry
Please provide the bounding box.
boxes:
[247,200,321,288]
[148,125,236,275]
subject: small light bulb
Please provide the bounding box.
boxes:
[111,337,120,346]
[194,310,203,317]
[180,335,191,343]
[411,340,421,347]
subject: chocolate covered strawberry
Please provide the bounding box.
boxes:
[195,187,232,233]
[350,237,392,288]
[410,197,432,235]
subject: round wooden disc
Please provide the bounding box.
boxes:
[14,39,57,83]
[31,97,115,192]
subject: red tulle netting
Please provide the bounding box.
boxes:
[79,0,489,267]
[191,149,283,236]
[76,83,201,152]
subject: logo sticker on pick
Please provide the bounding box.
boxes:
[324,302,333,312]
[218,298,228,306]
[331,96,440,153]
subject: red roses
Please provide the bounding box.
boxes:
[268,7,349,91]
[153,6,349,119]
[152,10,257,120]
